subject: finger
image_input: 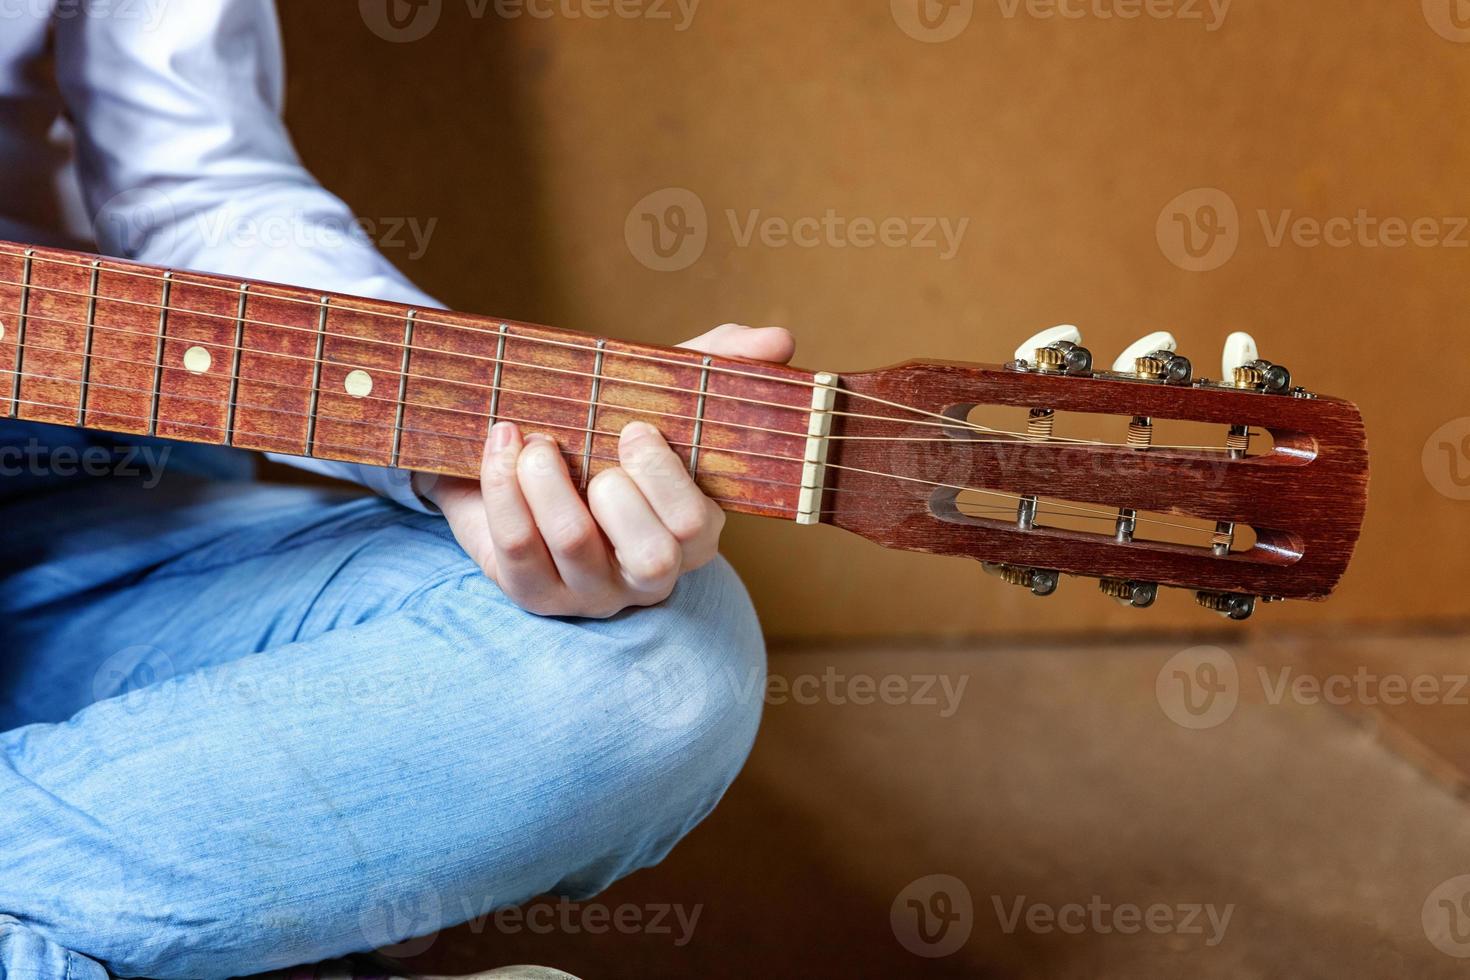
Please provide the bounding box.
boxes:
[432,475,499,579]
[678,323,795,363]
[617,421,723,567]
[481,423,561,603]
[517,433,614,592]
[587,467,683,597]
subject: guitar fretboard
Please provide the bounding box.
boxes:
[0,242,821,520]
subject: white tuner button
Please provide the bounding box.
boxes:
[1013,324,1082,363]
[1111,331,1178,374]
[1222,331,1259,380]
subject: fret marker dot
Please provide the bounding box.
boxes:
[183,346,212,374]
[344,370,374,399]
[0,319,5,342]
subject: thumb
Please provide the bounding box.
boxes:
[678,323,795,364]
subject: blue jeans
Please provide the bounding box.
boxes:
[0,423,765,979]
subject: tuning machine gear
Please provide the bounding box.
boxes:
[1196,591,1258,621]
[1012,325,1093,376]
[1112,331,1192,385]
[1100,579,1158,609]
[984,563,1061,597]
[1222,331,1292,395]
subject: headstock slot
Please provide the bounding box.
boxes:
[957,404,1280,459]
[945,490,1264,556]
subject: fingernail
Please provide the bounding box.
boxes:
[623,421,659,442]
[490,422,516,450]
[520,438,561,474]
[525,432,557,445]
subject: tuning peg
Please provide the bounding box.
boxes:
[1112,331,1193,385]
[1014,324,1081,363]
[1111,331,1178,373]
[1197,591,1258,621]
[1013,325,1092,376]
[1222,331,1293,394]
[1221,331,1258,380]
[984,563,1060,597]
[1100,579,1158,609]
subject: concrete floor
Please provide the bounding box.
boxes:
[388,630,1470,979]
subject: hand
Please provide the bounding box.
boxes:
[426,324,796,618]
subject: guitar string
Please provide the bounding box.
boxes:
[5,387,1222,538]
[10,343,1039,461]
[0,388,1139,530]
[4,370,1230,538]
[0,254,982,431]
[0,303,1243,454]
[0,262,1016,441]
[2,320,1249,454]
[0,279,1202,448]
[0,255,1245,447]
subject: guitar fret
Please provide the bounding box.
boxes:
[75,259,100,425]
[9,248,32,417]
[582,338,607,490]
[304,296,328,456]
[490,322,508,423]
[148,271,172,436]
[690,355,712,478]
[390,309,417,467]
[224,283,248,446]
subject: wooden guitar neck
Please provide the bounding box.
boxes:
[0,241,828,522]
[0,241,1370,617]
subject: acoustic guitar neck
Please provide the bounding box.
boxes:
[0,241,1370,618]
[0,241,833,523]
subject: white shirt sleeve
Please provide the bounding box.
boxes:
[51,0,442,513]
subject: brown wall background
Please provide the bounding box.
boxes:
[279,0,1470,641]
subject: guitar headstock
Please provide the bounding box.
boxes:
[822,328,1369,620]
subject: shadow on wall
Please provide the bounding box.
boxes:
[278,3,556,322]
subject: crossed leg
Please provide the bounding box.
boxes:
[0,475,765,979]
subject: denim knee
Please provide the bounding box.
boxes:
[503,554,769,897]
